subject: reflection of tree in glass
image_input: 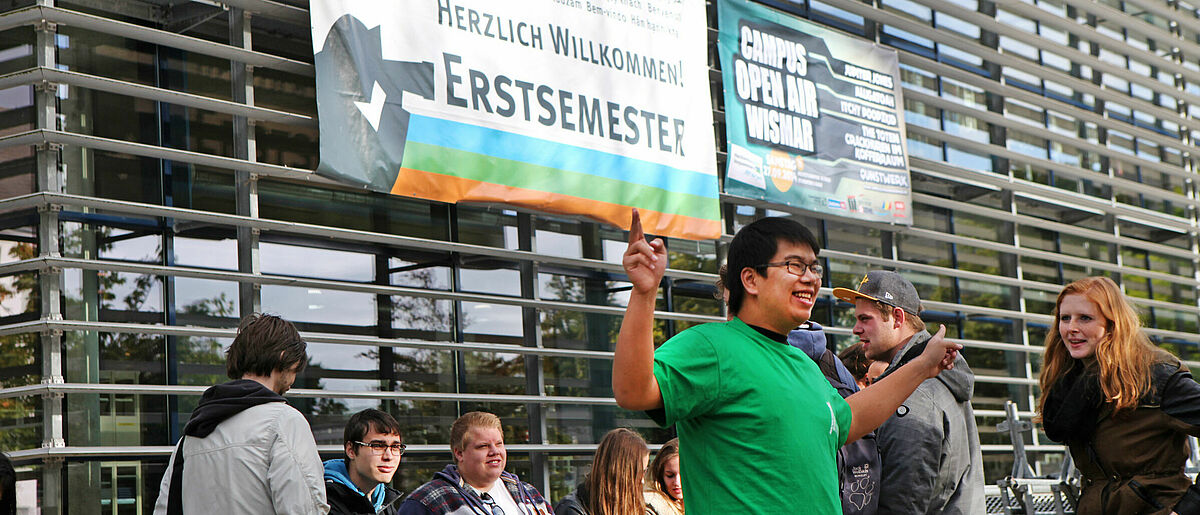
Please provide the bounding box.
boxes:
[667,251,719,334]
[356,267,462,444]
[539,273,610,402]
[0,242,39,449]
[177,293,235,387]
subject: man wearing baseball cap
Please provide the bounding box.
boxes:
[833,271,984,515]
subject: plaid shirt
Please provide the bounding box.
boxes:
[398,465,552,515]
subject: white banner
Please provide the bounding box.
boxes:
[311,0,721,240]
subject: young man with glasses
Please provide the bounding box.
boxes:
[613,211,964,515]
[398,411,552,515]
[325,409,406,514]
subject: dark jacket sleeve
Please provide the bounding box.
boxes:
[396,499,434,515]
[1161,368,1200,431]
[554,497,587,515]
[1158,367,1200,515]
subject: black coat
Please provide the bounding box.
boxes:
[1065,355,1200,515]
[326,480,403,515]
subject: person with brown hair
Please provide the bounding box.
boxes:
[555,428,651,515]
[834,270,983,515]
[1037,276,1200,515]
[398,411,552,515]
[153,313,327,515]
[837,343,888,390]
[643,439,682,515]
[324,409,406,514]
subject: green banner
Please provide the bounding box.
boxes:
[718,0,912,224]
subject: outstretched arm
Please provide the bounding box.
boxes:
[843,325,961,443]
[613,209,667,411]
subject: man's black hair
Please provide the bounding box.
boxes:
[725,217,821,314]
[344,409,403,458]
[225,313,307,379]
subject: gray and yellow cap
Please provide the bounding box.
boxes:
[832,270,921,316]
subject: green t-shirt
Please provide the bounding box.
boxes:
[650,317,852,515]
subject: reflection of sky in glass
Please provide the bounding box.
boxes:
[307,342,376,372]
[174,277,237,314]
[313,382,380,413]
[934,12,978,38]
[261,286,375,325]
[535,231,581,258]
[261,242,372,281]
[460,268,519,296]
[463,302,523,337]
[504,224,519,249]
[601,239,626,263]
[98,230,159,262]
[0,85,31,110]
[391,259,450,289]
[173,237,236,270]
[57,222,645,331]
[305,341,383,412]
[102,272,163,311]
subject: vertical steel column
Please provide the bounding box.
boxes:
[34,0,64,512]
[517,213,549,494]
[375,253,397,409]
[231,8,260,317]
[581,222,614,436]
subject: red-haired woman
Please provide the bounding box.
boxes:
[1038,276,1200,514]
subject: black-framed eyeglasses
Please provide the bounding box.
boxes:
[757,260,823,277]
[354,441,406,456]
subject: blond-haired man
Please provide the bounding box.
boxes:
[398,412,552,515]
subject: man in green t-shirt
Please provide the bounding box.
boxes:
[612,210,963,514]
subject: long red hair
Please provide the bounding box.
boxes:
[1036,276,1155,418]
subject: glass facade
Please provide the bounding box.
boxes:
[1,0,1199,512]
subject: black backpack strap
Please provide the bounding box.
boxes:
[816,349,841,383]
[167,436,185,515]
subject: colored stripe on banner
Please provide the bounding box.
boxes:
[404,115,719,201]
[399,141,720,222]
[392,167,721,240]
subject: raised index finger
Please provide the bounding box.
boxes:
[628,208,645,245]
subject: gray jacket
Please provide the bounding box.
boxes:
[152,401,329,514]
[876,330,985,515]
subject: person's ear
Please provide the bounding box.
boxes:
[345,441,357,460]
[893,308,905,329]
[741,267,759,295]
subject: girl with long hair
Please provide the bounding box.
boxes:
[555,428,651,515]
[643,439,683,515]
[1037,276,1200,514]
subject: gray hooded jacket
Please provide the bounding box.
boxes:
[875,330,985,515]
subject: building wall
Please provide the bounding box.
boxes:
[0,0,1196,512]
